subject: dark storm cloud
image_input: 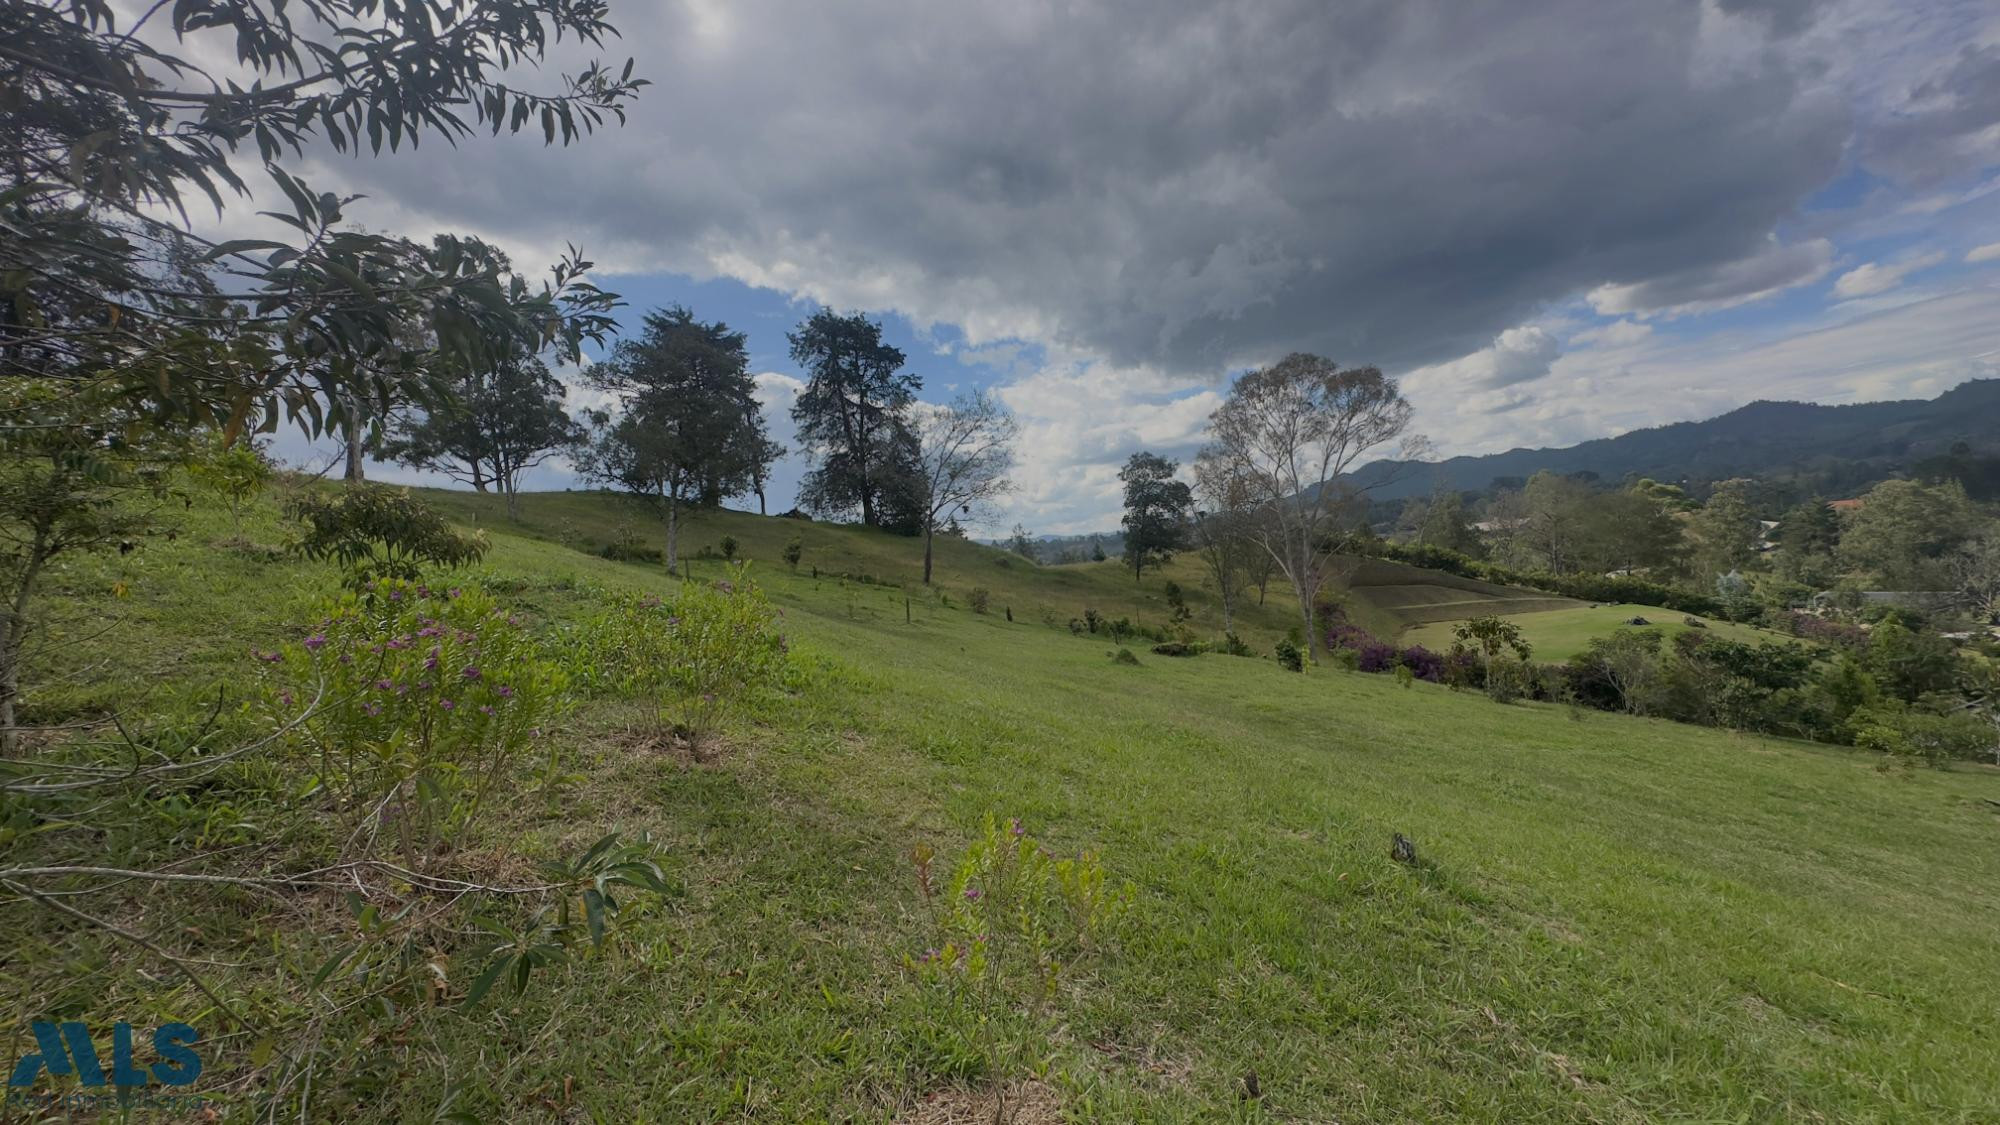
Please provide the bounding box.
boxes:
[1865,45,2000,185]
[311,0,1945,377]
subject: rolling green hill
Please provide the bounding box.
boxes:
[13,486,2000,1121]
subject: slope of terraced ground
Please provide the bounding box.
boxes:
[1341,556,1581,635]
[1405,602,1796,663]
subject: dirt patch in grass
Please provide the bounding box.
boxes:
[895,1079,1062,1125]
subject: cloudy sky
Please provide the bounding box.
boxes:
[254,0,2000,533]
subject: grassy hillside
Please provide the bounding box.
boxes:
[10,487,2000,1121]
[1405,602,1796,663]
[422,487,1305,647]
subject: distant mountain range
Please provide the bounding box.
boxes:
[1350,378,2000,501]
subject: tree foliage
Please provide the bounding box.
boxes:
[1838,479,1981,590]
[1203,354,1421,654]
[911,391,1016,584]
[1,0,640,443]
[578,307,775,573]
[285,484,487,584]
[382,350,583,520]
[788,310,920,528]
[1118,451,1192,582]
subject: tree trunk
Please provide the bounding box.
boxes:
[0,536,49,754]
[665,497,680,576]
[757,482,767,516]
[1294,542,1319,663]
[0,614,19,756]
[505,482,520,522]
[922,524,935,585]
[343,408,365,484]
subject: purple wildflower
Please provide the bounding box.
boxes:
[963,887,983,902]
[438,699,455,711]
[303,633,326,651]
[1010,818,1025,838]
[462,666,481,680]
[496,685,514,699]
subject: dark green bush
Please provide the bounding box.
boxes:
[599,541,664,564]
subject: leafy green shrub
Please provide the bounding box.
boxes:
[1218,632,1253,657]
[262,579,568,861]
[1568,628,1666,714]
[719,534,738,560]
[286,485,486,585]
[552,567,788,759]
[782,534,803,571]
[1111,647,1141,666]
[907,816,1133,1113]
[461,833,674,1006]
[189,433,272,535]
[967,587,991,614]
[1484,655,1536,703]
[1394,664,1416,689]
[1275,639,1304,672]
[1150,641,1196,657]
[1327,647,1360,672]
[1850,707,1994,768]
[598,540,664,564]
[1453,615,1533,661]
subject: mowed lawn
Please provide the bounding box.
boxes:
[1405,602,1799,662]
[13,490,2000,1121]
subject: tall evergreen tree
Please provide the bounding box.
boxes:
[1119,451,1193,582]
[579,307,775,573]
[788,311,921,527]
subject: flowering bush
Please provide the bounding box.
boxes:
[261,579,568,860]
[1324,610,1445,682]
[1355,639,1400,674]
[552,565,788,759]
[1400,645,1445,683]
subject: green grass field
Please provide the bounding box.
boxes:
[10,486,2000,1121]
[1404,602,1798,663]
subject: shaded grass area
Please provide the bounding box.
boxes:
[421,487,1302,649]
[1404,602,1800,663]
[8,488,2000,1121]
